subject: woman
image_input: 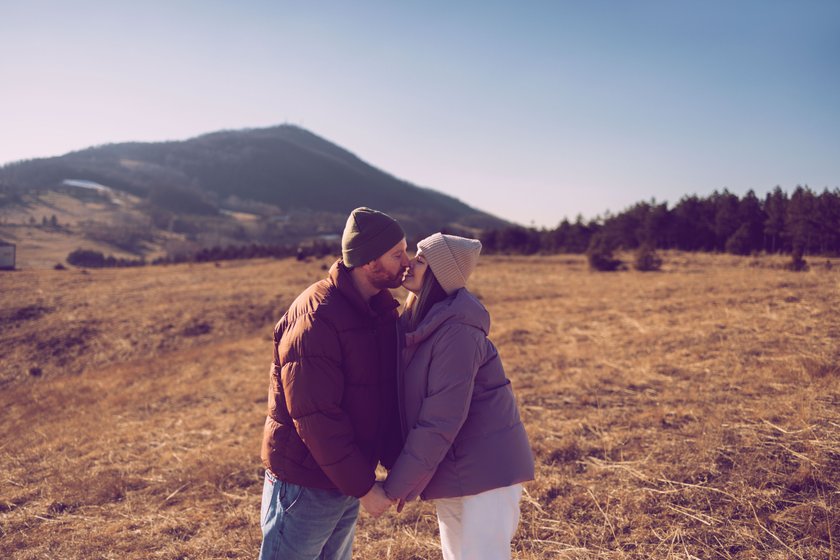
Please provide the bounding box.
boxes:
[383,233,535,560]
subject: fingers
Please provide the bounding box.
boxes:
[360,482,396,517]
[364,499,390,517]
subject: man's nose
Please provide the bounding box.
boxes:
[401,253,410,267]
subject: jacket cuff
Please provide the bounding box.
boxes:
[356,479,376,499]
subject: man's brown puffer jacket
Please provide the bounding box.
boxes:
[261,259,400,498]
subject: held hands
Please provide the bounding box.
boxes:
[360,482,395,518]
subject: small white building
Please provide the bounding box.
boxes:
[0,241,15,270]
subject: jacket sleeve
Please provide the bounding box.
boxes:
[384,324,482,501]
[282,314,375,498]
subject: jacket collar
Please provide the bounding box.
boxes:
[403,288,490,347]
[330,259,399,318]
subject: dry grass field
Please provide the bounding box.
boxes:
[1,253,838,559]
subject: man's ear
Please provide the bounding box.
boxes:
[359,257,379,271]
[354,260,375,279]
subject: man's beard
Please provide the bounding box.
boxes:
[369,262,404,290]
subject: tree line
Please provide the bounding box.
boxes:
[480,186,840,257]
[63,185,839,269]
[65,241,337,269]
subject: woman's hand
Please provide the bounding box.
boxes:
[360,482,394,518]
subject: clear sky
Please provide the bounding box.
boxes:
[2,1,838,227]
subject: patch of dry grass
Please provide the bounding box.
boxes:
[0,191,155,268]
[1,252,838,559]
[0,258,321,386]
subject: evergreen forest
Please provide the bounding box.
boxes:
[479,186,840,257]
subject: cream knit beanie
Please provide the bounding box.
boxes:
[417,233,482,295]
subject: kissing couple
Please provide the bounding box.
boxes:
[259,207,534,560]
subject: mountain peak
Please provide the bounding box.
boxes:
[0,125,508,246]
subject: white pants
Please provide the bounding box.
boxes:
[434,484,523,560]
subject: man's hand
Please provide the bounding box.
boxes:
[360,482,394,518]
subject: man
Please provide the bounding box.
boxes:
[259,207,408,560]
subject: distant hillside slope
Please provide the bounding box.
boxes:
[0,125,507,237]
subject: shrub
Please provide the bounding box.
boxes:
[67,249,146,268]
[68,249,106,268]
[586,234,623,272]
[787,247,809,272]
[634,244,663,272]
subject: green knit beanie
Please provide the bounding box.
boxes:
[341,207,405,267]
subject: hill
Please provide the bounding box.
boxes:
[1,253,838,558]
[0,125,508,267]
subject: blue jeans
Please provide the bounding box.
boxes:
[259,470,360,560]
